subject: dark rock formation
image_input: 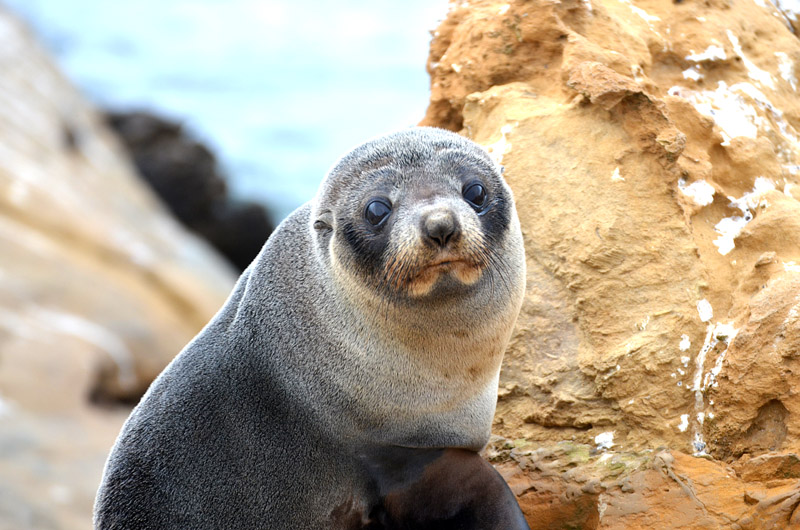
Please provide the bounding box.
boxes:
[106,111,274,271]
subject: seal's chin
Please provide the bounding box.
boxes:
[407,258,485,297]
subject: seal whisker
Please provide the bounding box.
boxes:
[489,251,514,299]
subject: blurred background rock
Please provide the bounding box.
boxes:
[105,110,274,271]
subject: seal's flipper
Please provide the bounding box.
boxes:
[362,447,530,530]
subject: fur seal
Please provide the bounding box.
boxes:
[95,127,528,529]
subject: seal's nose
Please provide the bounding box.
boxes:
[423,210,460,247]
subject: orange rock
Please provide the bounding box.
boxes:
[487,440,800,529]
[425,0,800,458]
[425,0,800,524]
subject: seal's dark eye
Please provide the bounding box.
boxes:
[365,199,392,226]
[463,183,487,210]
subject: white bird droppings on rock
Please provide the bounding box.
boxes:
[697,299,713,322]
[678,414,689,432]
[685,44,727,62]
[678,179,715,206]
[595,431,615,450]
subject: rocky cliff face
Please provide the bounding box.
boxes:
[422,0,800,527]
[0,8,236,529]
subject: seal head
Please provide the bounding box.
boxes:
[313,127,520,303]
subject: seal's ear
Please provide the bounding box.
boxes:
[314,210,334,233]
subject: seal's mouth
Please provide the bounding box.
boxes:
[381,238,491,297]
[405,255,486,297]
[425,257,466,270]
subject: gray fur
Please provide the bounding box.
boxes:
[94,127,527,529]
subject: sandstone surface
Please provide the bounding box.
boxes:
[487,437,800,529]
[422,0,800,527]
[0,8,236,529]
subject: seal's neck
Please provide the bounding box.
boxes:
[315,275,516,450]
[339,275,512,374]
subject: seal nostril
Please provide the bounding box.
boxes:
[424,212,459,247]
